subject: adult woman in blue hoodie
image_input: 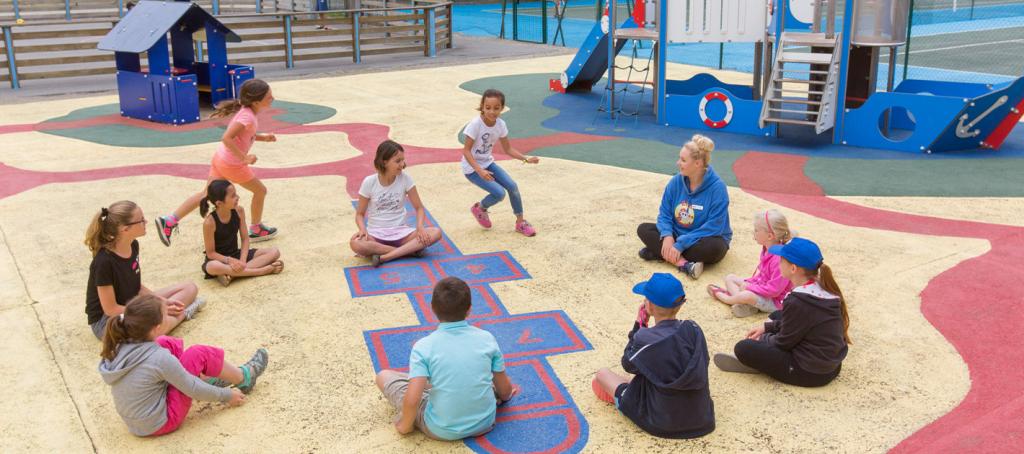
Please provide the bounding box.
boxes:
[638,134,732,279]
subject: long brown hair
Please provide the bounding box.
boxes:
[373,140,405,174]
[100,294,164,361]
[84,201,138,256]
[806,263,851,345]
[210,79,270,119]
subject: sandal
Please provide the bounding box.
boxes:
[216,274,232,287]
[706,284,727,301]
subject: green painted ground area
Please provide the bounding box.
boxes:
[39,101,336,148]
[459,73,562,140]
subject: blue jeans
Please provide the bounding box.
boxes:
[465,163,523,215]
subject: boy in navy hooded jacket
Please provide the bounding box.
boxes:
[593,273,716,439]
[638,135,732,279]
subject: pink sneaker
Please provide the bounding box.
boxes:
[515,220,537,237]
[471,203,492,229]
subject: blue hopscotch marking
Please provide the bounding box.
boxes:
[345,203,592,453]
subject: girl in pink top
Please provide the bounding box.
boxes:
[154,79,279,247]
[707,209,794,317]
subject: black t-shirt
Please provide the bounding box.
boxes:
[85,240,142,325]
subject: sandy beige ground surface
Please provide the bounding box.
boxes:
[0,56,991,452]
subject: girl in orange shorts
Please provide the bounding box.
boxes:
[155,79,279,246]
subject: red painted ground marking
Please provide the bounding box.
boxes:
[380,272,400,284]
[734,151,1024,453]
[0,118,614,199]
[467,264,486,275]
[518,329,542,345]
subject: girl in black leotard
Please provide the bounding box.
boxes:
[200,180,283,287]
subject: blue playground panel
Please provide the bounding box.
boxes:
[345,206,593,453]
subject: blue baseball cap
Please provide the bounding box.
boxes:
[632,273,686,308]
[768,237,823,269]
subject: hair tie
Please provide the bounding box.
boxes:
[100,207,109,218]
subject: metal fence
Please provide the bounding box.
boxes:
[0,1,453,88]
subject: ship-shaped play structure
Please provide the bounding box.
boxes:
[551,0,1024,153]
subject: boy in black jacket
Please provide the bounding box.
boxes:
[593,273,715,439]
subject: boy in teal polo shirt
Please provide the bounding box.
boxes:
[375,277,519,440]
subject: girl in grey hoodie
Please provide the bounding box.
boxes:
[98,294,269,436]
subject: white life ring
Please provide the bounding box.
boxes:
[699,91,734,129]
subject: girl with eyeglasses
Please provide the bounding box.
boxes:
[84,201,205,339]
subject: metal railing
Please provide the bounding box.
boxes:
[0,1,453,88]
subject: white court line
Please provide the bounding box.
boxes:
[881,38,1024,58]
[911,38,1024,54]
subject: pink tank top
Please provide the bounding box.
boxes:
[214,107,258,166]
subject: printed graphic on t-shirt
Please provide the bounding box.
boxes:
[475,132,494,157]
[676,201,695,227]
[132,258,140,274]
[373,192,404,216]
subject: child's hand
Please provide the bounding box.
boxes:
[261,133,277,142]
[352,230,369,241]
[228,258,245,273]
[636,303,650,327]
[394,418,415,434]
[498,384,520,406]
[746,326,766,340]
[477,168,494,181]
[164,298,185,317]
[415,228,431,246]
[227,388,246,407]
[245,155,258,165]
[524,156,540,164]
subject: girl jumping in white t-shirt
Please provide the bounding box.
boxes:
[462,89,540,237]
[350,140,442,267]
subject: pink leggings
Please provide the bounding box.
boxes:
[149,336,225,436]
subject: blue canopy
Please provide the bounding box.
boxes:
[97,1,240,53]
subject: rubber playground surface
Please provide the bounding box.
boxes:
[2,54,1023,453]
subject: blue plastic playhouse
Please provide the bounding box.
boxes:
[554,0,1024,153]
[97,0,254,125]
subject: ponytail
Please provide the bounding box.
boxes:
[100,294,164,361]
[200,180,232,218]
[84,201,138,256]
[210,99,242,119]
[817,263,851,345]
[210,79,270,119]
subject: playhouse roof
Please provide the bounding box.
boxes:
[97,1,240,53]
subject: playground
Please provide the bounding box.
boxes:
[2,0,1024,453]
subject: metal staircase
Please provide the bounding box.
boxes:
[759,31,841,134]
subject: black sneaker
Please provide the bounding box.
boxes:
[249,223,278,242]
[155,216,177,247]
[679,261,704,279]
[238,348,269,394]
[638,247,659,261]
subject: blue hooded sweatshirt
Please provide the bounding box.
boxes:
[617,319,715,439]
[656,166,732,252]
